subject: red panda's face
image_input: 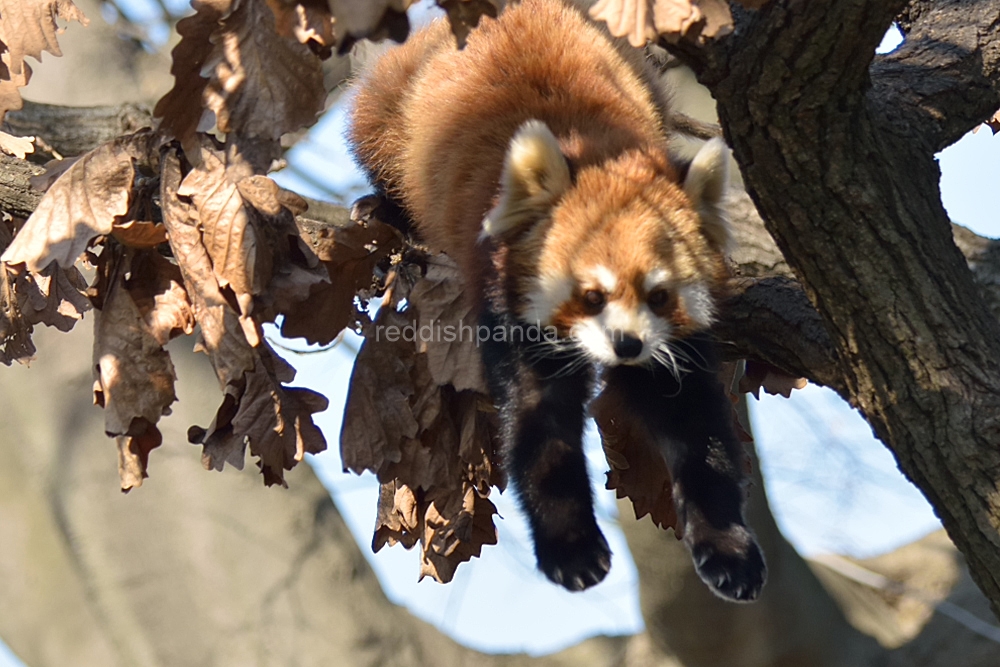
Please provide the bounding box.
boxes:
[519,202,720,368]
[484,120,731,371]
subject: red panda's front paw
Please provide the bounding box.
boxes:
[535,529,612,592]
[688,526,767,602]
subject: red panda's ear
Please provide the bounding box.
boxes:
[684,137,732,252]
[482,120,571,239]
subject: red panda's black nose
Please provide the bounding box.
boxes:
[613,333,643,359]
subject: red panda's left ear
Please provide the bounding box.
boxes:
[482,120,571,239]
[684,137,732,252]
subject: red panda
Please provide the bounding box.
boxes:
[349,0,766,601]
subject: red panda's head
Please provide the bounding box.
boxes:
[482,120,731,369]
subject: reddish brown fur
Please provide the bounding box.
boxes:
[349,0,727,325]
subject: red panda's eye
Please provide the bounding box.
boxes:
[647,288,671,310]
[582,289,606,313]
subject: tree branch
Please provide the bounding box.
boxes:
[871,0,1000,152]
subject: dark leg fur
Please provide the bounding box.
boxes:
[480,310,611,591]
[602,337,766,602]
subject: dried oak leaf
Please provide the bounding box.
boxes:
[1,131,154,272]
[0,67,29,124]
[593,379,679,531]
[373,480,421,551]
[589,0,732,46]
[92,248,179,438]
[0,236,90,365]
[0,268,35,363]
[111,220,168,249]
[192,345,328,486]
[236,175,328,321]
[14,261,89,330]
[177,144,263,327]
[739,359,807,399]
[124,250,194,346]
[419,484,498,583]
[589,0,656,47]
[0,132,33,158]
[437,0,499,47]
[116,418,163,492]
[266,0,334,50]
[341,307,421,475]
[0,0,88,76]
[0,0,86,122]
[408,255,487,393]
[282,212,401,344]
[154,0,324,147]
[161,148,256,389]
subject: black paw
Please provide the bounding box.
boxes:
[689,528,766,602]
[535,529,612,592]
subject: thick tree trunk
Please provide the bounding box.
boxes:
[666,0,1000,619]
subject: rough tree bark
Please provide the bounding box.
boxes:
[665,0,1000,618]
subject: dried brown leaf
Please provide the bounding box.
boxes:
[161,148,256,388]
[1,131,153,271]
[154,0,324,147]
[92,248,178,437]
[739,359,807,399]
[0,0,88,76]
[0,264,35,364]
[589,0,656,47]
[589,0,732,45]
[593,380,679,531]
[342,307,421,474]
[267,0,334,49]
[408,255,486,393]
[281,215,400,344]
[111,220,168,249]
[437,0,499,47]
[177,144,261,322]
[683,0,732,41]
[0,66,29,124]
[15,261,89,330]
[125,251,194,346]
[153,0,226,149]
[193,346,328,486]
[419,484,498,583]
[29,156,78,192]
[373,480,421,551]
[0,132,33,158]
[117,418,163,492]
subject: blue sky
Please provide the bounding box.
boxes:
[3,15,1000,667]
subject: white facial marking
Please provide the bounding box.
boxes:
[522,273,573,325]
[643,268,671,293]
[571,302,672,366]
[678,282,715,329]
[589,265,617,293]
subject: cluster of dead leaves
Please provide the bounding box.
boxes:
[0,129,350,490]
[339,255,503,582]
[589,0,770,47]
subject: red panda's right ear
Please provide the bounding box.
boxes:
[482,120,571,239]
